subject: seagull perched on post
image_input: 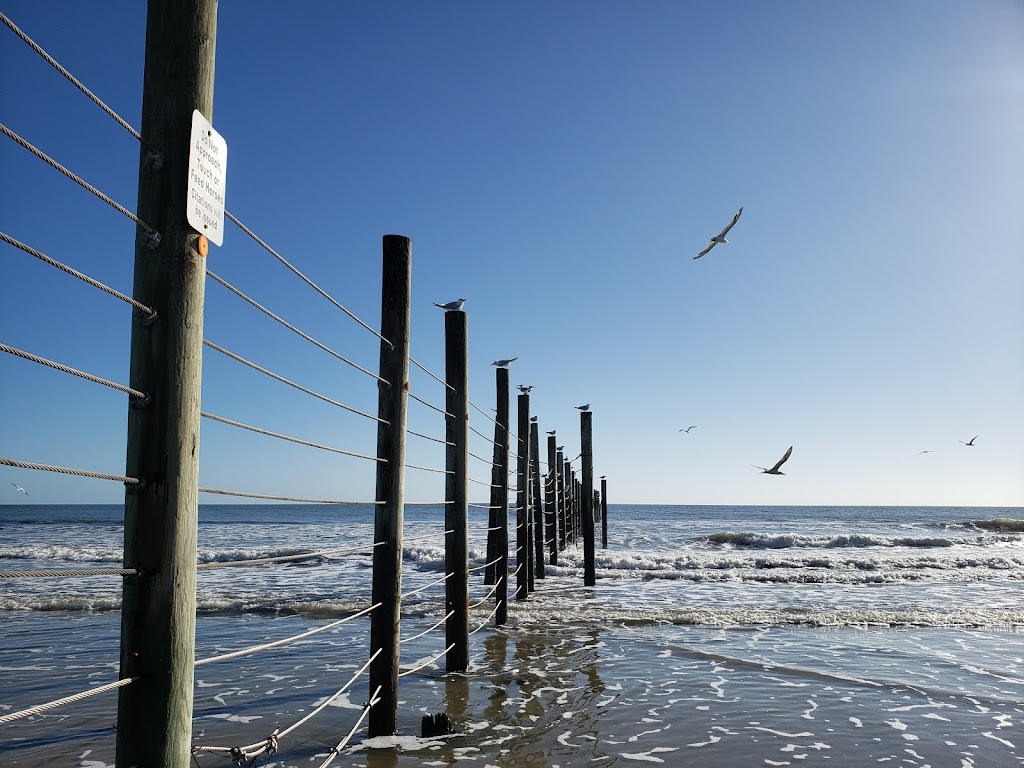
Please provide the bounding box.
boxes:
[491,357,517,367]
[679,425,698,433]
[575,404,590,411]
[530,416,538,423]
[11,482,28,495]
[958,435,979,446]
[517,385,533,393]
[694,207,743,259]
[753,446,792,475]
[433,298,466,311]
[546,429,556,435]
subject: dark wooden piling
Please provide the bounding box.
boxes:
[368,235,412,737]
[601,476,608,549]
[117,1,217,764]
[516,394,530,600]
[444,310,469,671]
[490,367,510,624]
[557,448,566,551]
[546,435,558,565]
[530,422,544,581]
[581,411,596,586]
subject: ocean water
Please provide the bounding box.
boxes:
[2,503,1023,767]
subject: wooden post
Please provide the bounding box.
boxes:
[581,412,595,586]
[546,435,558,565]
[530,422,544,581]
[117,2,216,765]
[444,310,468,672]
[556,449,566,551]
[492,368,510,624]
[563,459,572,545]
[368,235,411,737]
[601,476,608,549]
[516,394,530,600]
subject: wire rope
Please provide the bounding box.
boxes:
[195,603,380,667]
[1,344,148,403]
[399,610,453,644]
[408,391,454,419]
[206,270,385,384]
[409,356,454,391]
[0,566,141,579]
[225,212,390,348]
[470,600,502,635]
[407,429,454,446]
[400,572,451,599]
[203,340,385,424]
[397,643,455,678]
[0,676,139,725]
[196,542,382,571]
[0,231,157,319]
[0,12,148,145]
[198,487,382,505]
[0,122,158,243]
[0,457,142,487]
[316,686,381,768]
[200,412,382,463]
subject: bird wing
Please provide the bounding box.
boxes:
[770,446,793,472]
[719,206,743,238]
[694,241,717,259]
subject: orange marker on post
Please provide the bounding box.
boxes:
[197,235,209,257]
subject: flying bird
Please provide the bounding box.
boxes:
[576,404,590,411]
[433,298,466,311]
[917,450,934,455]
[517,385,533,393]
[958,435,979,446]
[679,426,698,433]
[753,446,793,475]
[491,358,517,367]
[11,482,28,495]
[694,206,743,259]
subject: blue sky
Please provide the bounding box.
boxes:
[2,1,1022,507]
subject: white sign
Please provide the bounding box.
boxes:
[186,109,227,246]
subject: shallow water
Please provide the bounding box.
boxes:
[2,503,1023,766]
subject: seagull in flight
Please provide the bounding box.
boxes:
[958,435,979,446]
[917,450,934,455]
[491,357,517,367]
[679,425,698,433]
[433,298,466,311]
[753,446,793,475]
[11,482,28,495]
[576,404,590,411]
[694,206,743,259]
[517,385,533,393]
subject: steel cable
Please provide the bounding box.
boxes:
[201,411,382,463]
[2,344,148,403]
[0,231,157,319]
[397,643,455,678]
[0,122,158,243]
[0,457,142,487]
[0,676,139,725]
[203,340,385,424]
[400,610,453,644]
[206,269,386,384]
[198,487,382,505]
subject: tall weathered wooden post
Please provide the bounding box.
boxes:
[546,434,558,565]
[561,450,569,552]
[530,422,544,581]
[601,476,608,549]
[581,411,596,586]
[444,310,468,671]
[368,235,412,737]
[117,1,217,764]
[492,367,510,624]
[516,394,530,600]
